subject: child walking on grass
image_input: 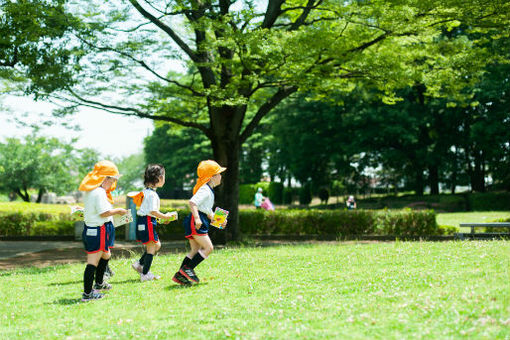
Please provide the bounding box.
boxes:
[130,164,175,281]
[79,160,128,302]
[172,160,226,285]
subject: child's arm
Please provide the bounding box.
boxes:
[189,201,204,228]
[100,208,128,218]
[150,210,173,220]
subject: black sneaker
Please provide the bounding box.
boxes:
[81,290,104,302]
[94,281,112,290]
[172,271,192,286]
[179,265,199,283]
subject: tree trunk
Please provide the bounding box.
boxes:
[36,188,45,203]
[450,159,457,194]
[15,188,30,202]
[428,165,439,195]
[470,152,486,192]
[414,169,424,196]
[211,137,241,244]
[208,105,245,243]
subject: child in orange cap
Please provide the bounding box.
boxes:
[130,164,175,281]
[172,160,226,285]
[79,160,128,301]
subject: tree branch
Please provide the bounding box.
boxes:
[240,86,298,143]
[75,35,205,97]
[288,0,324,31]
[58,90,210,134]
[261,0,285,29]
[129,0,199,62]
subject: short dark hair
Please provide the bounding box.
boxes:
[144,164,165,187]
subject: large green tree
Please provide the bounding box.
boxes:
[0,134,99,201]
[11,0,510,240]
[0,0,82,93]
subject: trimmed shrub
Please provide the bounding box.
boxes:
[239,209,437,237]
[0,207,439,238]
[438,225,460,235]
[318,188,330,204]
[267,182,284,204]
[376,209,437,237]
[283,188,294,205]
[468,192,510,211]
[299,183,312,205]
[0,211,74,236]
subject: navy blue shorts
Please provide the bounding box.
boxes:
[136,216,159,244]
[183,212,210,239]
[82,222,115,254]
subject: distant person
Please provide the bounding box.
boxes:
[261,197,275,211]
[254,188,264,209]
[79,160,128,302]
[346,195,357,210]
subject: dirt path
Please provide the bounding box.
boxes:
[0,242,187,271]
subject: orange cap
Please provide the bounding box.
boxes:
[192,160,226,194]
[127,191,144,207]
[79,160,121,204]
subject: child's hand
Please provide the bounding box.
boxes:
[162,212,172,224]
[117,208,128,215]
[208,213,214,221]
[194,215,203,228]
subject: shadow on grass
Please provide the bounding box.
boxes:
[111,279,140,284]
[0,266,61,277]
[48,280,82,286]
[51,298,83,305]
[165,282,208,290]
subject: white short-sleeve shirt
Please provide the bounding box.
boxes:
[137,188,160,217]
[83,187,113,227]
[190,184,215,217]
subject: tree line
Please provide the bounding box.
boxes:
[2,0,509,240]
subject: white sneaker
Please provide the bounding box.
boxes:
[140,272,161,282]
[131,261,143,274]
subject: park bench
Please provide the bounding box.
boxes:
[455,223,510,240]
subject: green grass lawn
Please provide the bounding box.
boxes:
[437,211,510,233]
[1,242,508,339]
[0,202,71,215]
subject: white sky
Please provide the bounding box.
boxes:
[0,95,154,158]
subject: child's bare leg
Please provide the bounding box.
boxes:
[192,235,214,257]
[186,238,200,258]
[87,251,104,266]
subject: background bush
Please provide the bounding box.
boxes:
[0,204,440,238]
[375,209,438,237]
[239,209,438,238]
[0,211,74,236]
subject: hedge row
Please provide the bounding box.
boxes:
[238,209,441,237]
[0,212,74,236]
[0,208,441,238]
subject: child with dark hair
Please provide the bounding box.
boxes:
[130,164,174,281]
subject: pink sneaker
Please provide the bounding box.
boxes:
[131,261,143,274]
